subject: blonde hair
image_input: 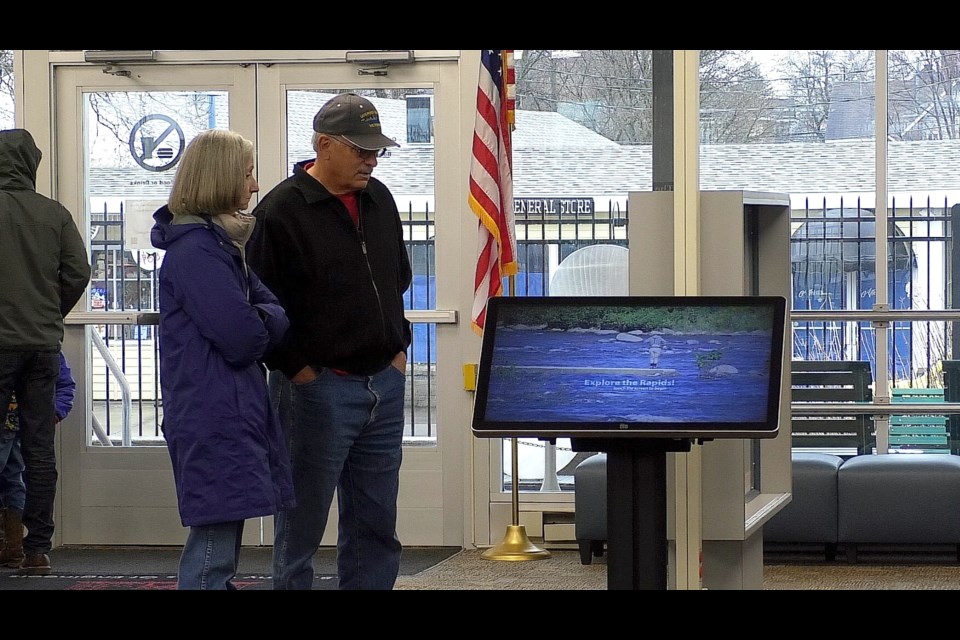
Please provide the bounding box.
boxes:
[168,129,254,217]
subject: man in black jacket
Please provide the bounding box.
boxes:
[0,129,91,575]
[248,94,411,590]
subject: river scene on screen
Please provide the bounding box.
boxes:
[483,304,776,425]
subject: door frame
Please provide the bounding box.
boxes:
[54,62,260,546]
[34,50,469,548]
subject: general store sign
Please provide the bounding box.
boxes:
[514,197,595,216]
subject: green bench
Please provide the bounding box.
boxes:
[791,360,874,455]
[890,388,949,453]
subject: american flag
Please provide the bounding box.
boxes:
[468,49,518,335]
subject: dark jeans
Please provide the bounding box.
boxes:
[0,350,59,554]
[271,365,405,590]
[0,431,26,514]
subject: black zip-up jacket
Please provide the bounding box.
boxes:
[247,161,412,378]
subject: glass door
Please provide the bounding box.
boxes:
[256,61,462,547]
[55,62,259,545]
[54,56,462,547]
[56,65,256,544]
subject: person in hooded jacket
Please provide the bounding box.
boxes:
[150,128,295,590]
[0,351,76,569]
[0,129,90,575]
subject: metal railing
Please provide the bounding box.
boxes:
[80,198,960,463]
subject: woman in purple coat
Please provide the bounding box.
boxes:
[151,129,295,590]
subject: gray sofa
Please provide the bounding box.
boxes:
[574,451,960,564]
[764,452,843,560]
[573,452,607,564]
[837,454,960,562]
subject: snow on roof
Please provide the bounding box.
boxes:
[86,95,960,206]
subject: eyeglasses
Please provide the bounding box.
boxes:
[329,135,390,160]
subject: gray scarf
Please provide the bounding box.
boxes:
[212,211,256,299]
[213,211,256,250]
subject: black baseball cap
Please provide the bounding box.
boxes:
[312,93,400,151]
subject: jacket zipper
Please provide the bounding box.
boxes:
[356,198,389,345]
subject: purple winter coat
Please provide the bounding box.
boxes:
[150,205,295,527]
[54,351,75,421]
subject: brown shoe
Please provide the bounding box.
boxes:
[18,553,51,575]
[0,546,24,568]
[0,509,24,568]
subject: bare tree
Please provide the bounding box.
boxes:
[889,50,960,141]
[18,50,957,147]
[516,50,780,144]
[516,50,653,143]
[698,50,782,144]
[0,50,14,127]
[776,50,874,142]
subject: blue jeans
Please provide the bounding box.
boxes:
[271,364,405,590]
[0,432,25,514]
[177,520,244,590]
[0,350,59,554]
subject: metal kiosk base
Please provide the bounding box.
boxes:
[571,437,692,590]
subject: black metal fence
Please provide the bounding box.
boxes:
[86,196,953,444]
[790,195,953,388]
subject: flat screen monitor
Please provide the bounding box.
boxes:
[471,295,787,440]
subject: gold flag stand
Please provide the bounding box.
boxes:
[481,437,551,561]
[481,275,550,561]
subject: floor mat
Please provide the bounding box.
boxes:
[0,546,459,590]
[0,573,341,590]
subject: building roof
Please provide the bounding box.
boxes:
[86,93,960,208]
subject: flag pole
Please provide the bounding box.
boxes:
[481,276,550,561]
[471,49,548,560]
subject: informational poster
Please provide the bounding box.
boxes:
[123,199,167,251]
[91,287,106,310]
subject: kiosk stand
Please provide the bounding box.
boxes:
[572,437,692,590]
[470,292,788,590]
